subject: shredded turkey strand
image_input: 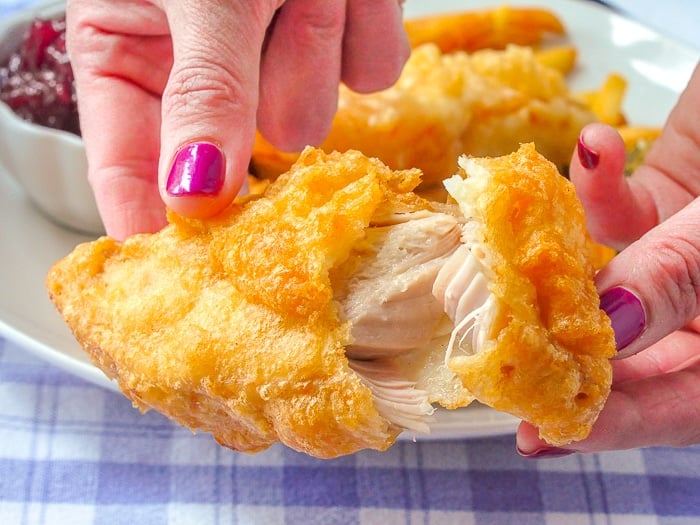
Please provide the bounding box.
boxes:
[336,208,497,434]
[339,210,462,360]
[433,243,494,363]
[332,209,462,433]
[348,358,435,434]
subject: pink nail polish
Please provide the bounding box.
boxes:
[517,446,575,459]
[166,142,225,196]
[599,286,646,351]
[577,134,600,169]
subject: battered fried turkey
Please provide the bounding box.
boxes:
[46,145,615,458]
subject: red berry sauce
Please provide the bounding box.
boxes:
[0,16,80,135]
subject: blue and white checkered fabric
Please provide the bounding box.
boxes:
[2,337,700,525]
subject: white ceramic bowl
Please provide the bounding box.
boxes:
[0,0,103,235]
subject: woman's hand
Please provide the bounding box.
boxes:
[518,63,700,456]
[66,0,410,240]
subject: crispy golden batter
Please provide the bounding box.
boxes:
[47,149,431,458]
[251,44,596,190]
[444,144,615,445]
[47,145,614,456]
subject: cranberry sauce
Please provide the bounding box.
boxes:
[0,16,80,135]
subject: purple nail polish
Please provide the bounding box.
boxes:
[166,142,225,196]
[599,286,646,351]
[577,134,600,169]
[517,446,575,459]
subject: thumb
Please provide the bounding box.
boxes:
[157,1,278,218]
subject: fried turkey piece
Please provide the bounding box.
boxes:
[434,144,616,445]
[47,145,615,457]
[47,148,470,458]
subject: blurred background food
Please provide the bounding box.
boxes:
[252,42,596,194]
[403,5,565,53]
[249,6,659,193]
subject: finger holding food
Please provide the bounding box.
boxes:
[47,144,615,457]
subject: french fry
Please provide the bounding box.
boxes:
[617,125,661,149]
[578,73,628,126]
[404,6,565,53]
[249,132,298,181]
[534,46,577,75]
[245,173,270,197]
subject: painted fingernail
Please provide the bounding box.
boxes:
[517,446,575,459]
[599,286,646,351]
[166,142,225,196]
[577,134,600,169]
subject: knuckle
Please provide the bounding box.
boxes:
[289,4,345,41]
[163,60,250,120]
[65,21,104,68]
[653,236,700,317]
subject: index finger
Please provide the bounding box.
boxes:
[67,0,172,239]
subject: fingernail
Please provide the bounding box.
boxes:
[599,286,646,351]
[517,446,575,459]
[577,134,600,169]
[166,142,225,196]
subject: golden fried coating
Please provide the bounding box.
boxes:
[443,143,615,445]
[47,145,614,456]
[251,44,596,190]
[47,149,432,458]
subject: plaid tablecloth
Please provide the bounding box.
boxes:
[3,338,700,524]
[2,0,700,523]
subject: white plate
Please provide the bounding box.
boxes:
[1,0,698,440]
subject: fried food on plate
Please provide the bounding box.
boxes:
[577,72,628,127]
[251,44,597,192]
[617,125,661,177]
[403,5,565,54]
[534,45,578,75]
[47,145,615,457]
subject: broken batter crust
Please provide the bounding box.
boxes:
[47,145,614,457]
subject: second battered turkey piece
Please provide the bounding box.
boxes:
[251,44,597,192]
[47,144,615,458]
